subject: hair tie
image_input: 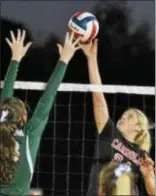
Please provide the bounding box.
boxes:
[0,109,10,123]
[115,164,131,177]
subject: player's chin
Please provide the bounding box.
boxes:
[116,122,121,129]
[117,124,125,133]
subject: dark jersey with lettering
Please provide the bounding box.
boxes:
[87,119,146,196]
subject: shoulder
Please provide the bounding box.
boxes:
[100,119,116,132]
[98,119,119,140]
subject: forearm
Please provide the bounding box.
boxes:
[143,173,155,195]
[37,60,67,115]
[87,57,102,85]
[87,57,109,133]
[0,60,20,100]
[27,60,67,130]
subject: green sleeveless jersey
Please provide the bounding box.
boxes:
[0,60,67,195]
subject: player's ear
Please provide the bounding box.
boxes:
[135,124,142,132]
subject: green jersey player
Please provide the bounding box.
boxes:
[0,30,80,195]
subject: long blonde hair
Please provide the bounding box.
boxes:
[99,163,135,196]
[132,109,151,152]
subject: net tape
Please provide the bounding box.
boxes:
[0,81,155,95]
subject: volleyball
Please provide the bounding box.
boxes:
[68,12,99,43]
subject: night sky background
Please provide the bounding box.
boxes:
[1,1,155,196]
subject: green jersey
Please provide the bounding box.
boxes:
[0,60,67,195]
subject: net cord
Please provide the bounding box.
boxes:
[0,81,155,95]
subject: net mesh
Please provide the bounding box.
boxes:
[1,81,155,196]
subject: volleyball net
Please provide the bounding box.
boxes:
[1,81,155,196]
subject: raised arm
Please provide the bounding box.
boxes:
[81,39,109,134]
[1,60,20,100]
[26,32,81,135]
[1,29,32,100]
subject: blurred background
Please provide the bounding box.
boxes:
[1,1,155,196]
[1,0,155,85]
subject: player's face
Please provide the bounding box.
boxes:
[117,110,140,135]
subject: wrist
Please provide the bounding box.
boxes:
[87,56,97,63]
[87,57,98,69]
[11,56,21,62]
[142,171,154,179]
[60,56,70,65]
[142,173,149,179]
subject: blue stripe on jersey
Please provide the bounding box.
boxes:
[72,16,95,30]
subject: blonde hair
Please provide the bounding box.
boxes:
[131,109,151,152]
[99,162,135,196]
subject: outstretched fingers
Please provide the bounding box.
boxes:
[24,42,32,52]
[21,30,26,43]
[69,31,74,43]
[5,37,12,47]
[10,31,16,42]
[5,29,26,46]
[65,32,70,43]
[57,43,63,56]
[17,29,21,42]
[73,36,81,47]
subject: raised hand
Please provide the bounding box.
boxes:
[80,39,98,59]
[5,29,32,62]
[57,32,81,64]
[140,154,154,178]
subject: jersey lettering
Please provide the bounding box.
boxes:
[111,138,140,165]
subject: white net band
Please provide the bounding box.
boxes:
[0,80,154,196]
[0,81,155,95]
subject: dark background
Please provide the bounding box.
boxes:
[1,1,155,196]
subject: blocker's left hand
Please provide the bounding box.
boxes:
[6,29,32,62]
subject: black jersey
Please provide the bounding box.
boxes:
[87,119,146,196]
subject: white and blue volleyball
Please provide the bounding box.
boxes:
[68,12,99,42]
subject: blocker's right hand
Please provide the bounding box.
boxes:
[5,29,32,62]
[57,32,81,64]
